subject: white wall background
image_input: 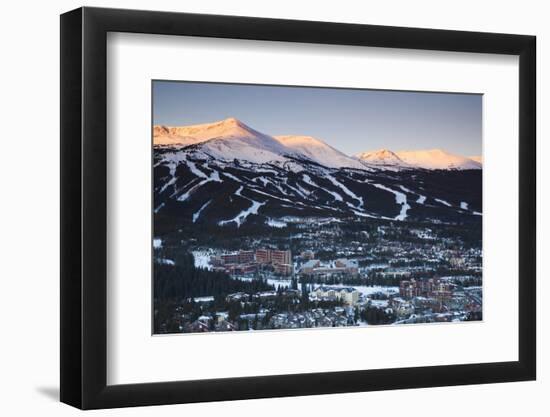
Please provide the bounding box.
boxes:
[0,0,545,415]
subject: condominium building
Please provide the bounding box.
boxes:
[271,250,291,266]
[273,263,293,276]
[255,249,272,264]
[255,249,291,266]
[312,286,359,306]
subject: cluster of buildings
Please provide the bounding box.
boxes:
[183,314,238,333]
[176,276,482,333]
[299,259,359,278]
[310,286,360,305]
[225,288,301,303]
[399,278,455,299]
[210,249,293,276]
[269,309,353,329]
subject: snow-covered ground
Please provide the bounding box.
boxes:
[325,173,364,209]
[235,276,294,289]
[218,199,266,227]
[177,165,223,202]
[192,296,215,303]
[255,176,270,187]
[435,198,452,207]
[371,183,410,221]
[274,135,366,170]
[460,201,469,210]
[317,284,399,297]
[325,189,344,202]
[356,149,409,169]
[399,185,426,206]
[193,200,211,223]
[153,238,163,249]
[234,276,398,297]
[222,172,242,182]
[302,173,319,188]
[266,218,287,228]
[192,250,213,270]
[154,202,165,214]
[234,185,244,196]
[248,187,294,204]
[394,149,482,170]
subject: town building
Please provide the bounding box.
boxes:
[238,250,255,263]
[335,259,359,276]
[311,286,359,306]
[389,297,415,317]
[255,249,272,264]
[399,278,436,298]
[271,249,292,266]
[220,253,239,264]
[300,259,321,274]
[273,263,293,276]
[255,248,292,266]
[300,259,358,277]
[220,250,255,265]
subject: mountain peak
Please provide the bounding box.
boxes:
[215,117,248,130]
[356,149,408,167]
[154,117,257,146]
[222,117,241,125]
[358,148,399,158]
[356,148,481,170]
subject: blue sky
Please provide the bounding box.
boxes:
[153,80,482,156]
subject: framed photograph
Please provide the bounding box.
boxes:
[60,6,536,409]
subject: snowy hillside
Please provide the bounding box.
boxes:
[154,117,273,147]
[155,118,481,171]
[275,135,366,169]
[395,149,481,170]
[153,118,482,229]
[356,149,411,170]
[356,148,481,171]
[154,151,482,229]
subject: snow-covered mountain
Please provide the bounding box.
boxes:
[153,118,482,229]
[182,118,293,165]
[155,118,366,168]
[395,149,481,170]
[356,149,411,169]
[154,117,272,147]
[356,148,481,171]
[155,118,480,171]
[154,146,482,229]
[469,155,482,164]
[275,135,366,169]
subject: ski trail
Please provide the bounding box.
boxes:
[435,198,452,207]
[192,200,212,223]
[325,174,364,209]
[371,183,410,221]
[218,199,266,227]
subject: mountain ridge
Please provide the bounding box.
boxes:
[153,118,482,229]
[154,117,481,171]
[394,149,481,170]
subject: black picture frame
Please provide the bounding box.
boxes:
[60,6,536,410]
